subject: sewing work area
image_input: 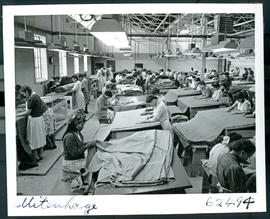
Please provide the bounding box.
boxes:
[13,12,258,196]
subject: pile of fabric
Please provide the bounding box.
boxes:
[88,130,174,187]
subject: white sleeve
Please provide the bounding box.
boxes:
[72,81,79,92]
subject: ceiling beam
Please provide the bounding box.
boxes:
[154,14,169,33]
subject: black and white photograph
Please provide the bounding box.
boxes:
[3,3,266,216]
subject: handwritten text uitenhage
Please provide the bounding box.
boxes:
[16,196,97,215]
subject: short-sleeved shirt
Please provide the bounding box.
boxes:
[27,94,48,117]
[217,153,247,193]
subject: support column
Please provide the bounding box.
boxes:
[201,14,207,80]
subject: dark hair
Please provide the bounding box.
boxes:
[228,132,242,142]
[234,91,245,101]
[150,88,160,95]
[72,75,78,80]
[146,94,158,103]
[228,139,255,155]
[110,79,116,83]
[104,90,113,97]
[199,81,206,86]
[78,73,84,78]
[212,82,220,88]
[21,86,32,95]
[15,84,21,91]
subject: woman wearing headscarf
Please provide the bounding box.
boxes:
[62,110,97,194]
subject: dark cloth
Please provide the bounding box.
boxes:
[16,91,26,107]
[27,94,48,117]
[17,136,37,169]
[217,153,247,193]
[63,132,87,160]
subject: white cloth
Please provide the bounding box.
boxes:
[148,100,171,131]
[62,158,85,174]
[27,115,46,150]
[72,81,85,110]
[212,89,223,101]
[237,99,251,112]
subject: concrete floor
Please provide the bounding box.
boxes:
[17,98,203,195]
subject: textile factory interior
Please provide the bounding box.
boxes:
[15,13,256,195]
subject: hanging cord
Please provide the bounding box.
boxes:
[24,16,27,32]
[58,15,61,39]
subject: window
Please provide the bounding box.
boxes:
[59,51,67,77]
[74,55,79,74]
[33,34,48,82]
[84,55,88,72]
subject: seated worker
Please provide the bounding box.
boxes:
[47,76,60,93]
[203,132,242,177]
[221,72,232,90]
[140,95,171,131]
[210,82,223,102]
[62,110,97,194]
[244,88,255,118]
[194,81,212,99]
[216,139,256,193]
[95,90,114,124]
[227,91,251,114]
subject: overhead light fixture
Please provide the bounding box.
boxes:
[15,31,47,49]
[90,18,129,49]
[202,39,239,54]
[69,41,84,56]
[183,47,201,56]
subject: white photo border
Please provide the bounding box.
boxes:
[3,3,265,216]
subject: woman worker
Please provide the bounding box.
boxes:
[140,94,172,132]
[71,75,85,110]
[227,91,251,114]
[16,86,46,162]
[62,110,97,194]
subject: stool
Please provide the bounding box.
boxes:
[190,145,209,177]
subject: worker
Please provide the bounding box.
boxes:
[140,95,172,131]
[71,75,85,110]
[216,139,255,193]
[227,91,251,114]
[95,90,114,124]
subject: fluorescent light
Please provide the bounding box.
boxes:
[212,48,238,53]
[90,18,129,49]
[91,32,129,48]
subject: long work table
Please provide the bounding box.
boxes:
[113,95,147,112]
[173,107,255,147]
[164,88,201,104]
[110,108,161,139]
[177,96,226,118]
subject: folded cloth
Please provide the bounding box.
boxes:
[88,130,174,187]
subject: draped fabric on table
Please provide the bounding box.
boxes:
[172,108,255,148]
[164,88,201,104]
[88,130,174,187]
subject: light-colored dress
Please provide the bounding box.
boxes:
[212,89,223,101]
[149,100,172,131]
[72,81,85,110]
